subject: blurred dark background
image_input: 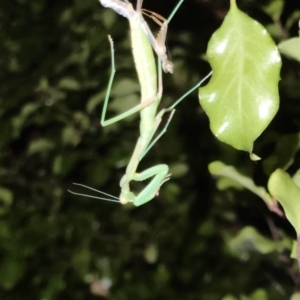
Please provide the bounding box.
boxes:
[1,0,300,299]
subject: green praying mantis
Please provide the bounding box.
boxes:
[69,0,212,206]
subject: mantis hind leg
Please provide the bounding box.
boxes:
[139,108,176,161]
[167,0,184,23]
[166,71,213,111]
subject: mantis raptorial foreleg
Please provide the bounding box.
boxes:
[139,0,187,73]
[69,0,211,206]
[141,9,171,72]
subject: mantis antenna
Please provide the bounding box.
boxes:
[68,183,120,203]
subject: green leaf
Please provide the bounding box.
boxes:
[107,78,140,124]
[61,126,81,146]
[11,102,40,137]
[209,161,274,207]
[73,112,91,130]
[110,78,139,97]
[86,90,106,113]
[291,240,297,259]
[199,1,281,157]
[39,274,66,300]
[72,247,91,278]
[169,162,188,178]
[248,289,268,300]
[0,221,10,239]
[291,292,300,300]
[58,77,81,90]
[269,170,300,267]
[143,243,158,264]
[222,296,238,300]
[216,176,244,191]
[285,12,300,32]
[268,169,300,234]
[263,133,300,175]
[278,38,300,62]
[0,187,13,215]
[228,226,290,256]
[27,138,55,155]
[292,169,300,189]
[222,290,268,300]
[260,0,284,21]
[52,153,79,176]
[0,256,25,290]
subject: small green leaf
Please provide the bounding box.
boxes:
[248,289,268,300]
[20,102,40,117]
[169,162,188,178]
[110,78,139,97]
[72,247,91,278]
[0,256,25,290]
[86,91,106,113]
[199,1,281,157]
[144,243,158,264]
[291,240,297,259]
[39,274,65,300]
[216,176,244,191]
[292,169,300,189]
[209,161,273,207]
[285,12,300,32]
[58,77,80,90]
[52,153,79,176]
[11,102,40,137]
[291,292,300,300]
[62,126,80,146]
[270,170,300,268]
[260,0,284,21]
[229,226,290,256]
[0,187,13,215]
[263,133,300,175]
[109,94,139,118]
[73,112,91,130]
[222,295,238,300]
[0,221,10,239]
[102,8,118,29]
[27,138,55,155]
[268,169,300,233]
[278,38,300,62]
[106,79,140,123]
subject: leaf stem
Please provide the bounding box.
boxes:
[230,0,237,9]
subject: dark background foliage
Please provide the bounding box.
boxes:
[1,0,300,299]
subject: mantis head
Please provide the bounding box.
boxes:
[120,190,135,205]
